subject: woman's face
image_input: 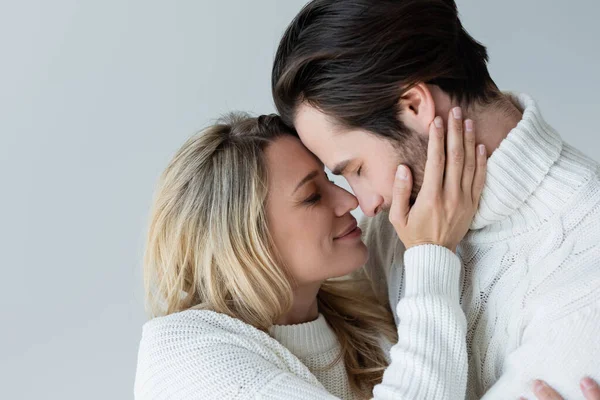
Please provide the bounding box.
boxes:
[265,135,367,286]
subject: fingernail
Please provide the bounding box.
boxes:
[534,380,546,392]
[465,119,473,132]
[581,377,596,390]
[434,116,443,128]
[396,165,408,180]
[478,144,486,156]
[452,107,462,119]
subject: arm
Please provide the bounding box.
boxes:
[134,246,468,400]
[481,300,600,400]
[374,110,487,398]
[373,244,468,400]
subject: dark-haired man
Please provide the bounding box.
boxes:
[272,1,600,398]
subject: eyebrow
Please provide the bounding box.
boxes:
[331,160,351,176]
[292,170,319,194]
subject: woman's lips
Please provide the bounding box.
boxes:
[334,221,361,240]
[335,226,362,240]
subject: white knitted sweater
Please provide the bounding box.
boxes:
[134,245,469,399]
[361,93,600,400]
[135,93,600,399]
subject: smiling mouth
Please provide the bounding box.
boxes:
[334,220,360,240]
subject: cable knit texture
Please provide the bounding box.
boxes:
[361,93,600,400]
[134,245,468,399]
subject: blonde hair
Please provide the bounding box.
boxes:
[143,113,397,398]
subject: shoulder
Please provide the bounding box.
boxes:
[140,309,266,344]
[359,212,402,264]
[134,310,294,400]
[359,212,394,244]
[359,213,405,308]
[137,309,297,367]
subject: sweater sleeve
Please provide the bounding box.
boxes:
[372,244,468,400]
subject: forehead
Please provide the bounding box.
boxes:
[264,135,322,190]
[294,103,373,170]
[294,104,339,143]
[294,104,348,165]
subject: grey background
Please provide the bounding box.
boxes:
[0,1,598,399]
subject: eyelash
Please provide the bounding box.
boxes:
[357,166,362,177]
[303,176,336,206]
[304,193,322,206]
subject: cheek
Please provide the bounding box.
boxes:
[381,166,397,196]
[274,209,335,279]
[293,211,332,247]
[273,207,369,283]
[370,155,398,202]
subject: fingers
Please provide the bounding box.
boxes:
[421,116,445,194]
[526,378,600,400]
[444,107,465,194]
[389,165,413,229]
[422,110,486,211]
[461,119,476,193]
[533,380,564,400]
[581,377,600,400]
[471,143,487,208]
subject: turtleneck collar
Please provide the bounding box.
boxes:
[468,93,597,241]
[269,313,338,358]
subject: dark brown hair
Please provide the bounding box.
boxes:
[272,0,500,143]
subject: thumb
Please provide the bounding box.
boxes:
[389,165,412,229]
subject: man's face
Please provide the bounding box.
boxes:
[295,103,428,217]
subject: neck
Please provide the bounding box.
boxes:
[465,94,523,154]
[275,283,321,325]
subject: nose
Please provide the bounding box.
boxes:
[332,186,359,217]
[357,191,384,218]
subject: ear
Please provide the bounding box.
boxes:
[397,83,436,135]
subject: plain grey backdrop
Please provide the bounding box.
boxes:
[0,1,598,399]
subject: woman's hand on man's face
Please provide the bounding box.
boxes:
[389,107,487,252]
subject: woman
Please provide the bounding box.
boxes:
[134,113,599,400]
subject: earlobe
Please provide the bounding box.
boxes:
[397,83,436,134]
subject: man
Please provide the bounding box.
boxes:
[271,0,600,399]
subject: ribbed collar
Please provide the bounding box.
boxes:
[269,313,338,358]
[468,93,596,241]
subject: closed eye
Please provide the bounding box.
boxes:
[303,193,322,205]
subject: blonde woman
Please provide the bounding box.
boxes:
[134,113,599,400]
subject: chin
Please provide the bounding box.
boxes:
[332,244,368,278]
